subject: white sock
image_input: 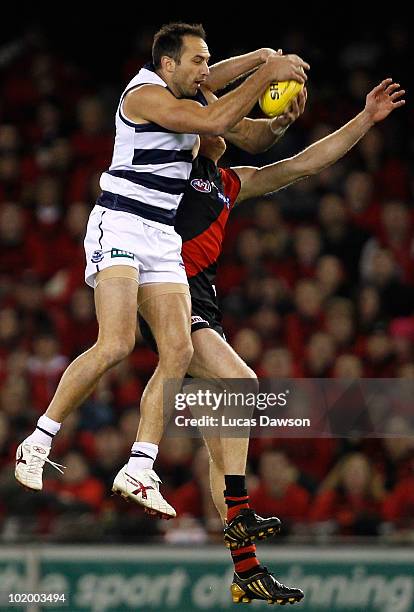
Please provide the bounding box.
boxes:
[127,442,158,473]
[26,415,61,448]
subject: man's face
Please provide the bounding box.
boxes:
[170,35,210,97]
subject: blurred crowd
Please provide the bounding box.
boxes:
[0,24,413,544]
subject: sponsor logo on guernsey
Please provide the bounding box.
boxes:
[212,183,231,209]
[111,248,135,259]
[191,178,211,193]
[217,190,231,209]
[91,249,104,263]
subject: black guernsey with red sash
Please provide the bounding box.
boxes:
[176,155,241,333]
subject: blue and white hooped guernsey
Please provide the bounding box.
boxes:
[97,63,207,230]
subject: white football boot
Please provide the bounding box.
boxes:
[15,440,66,491]
[112,465,176,519]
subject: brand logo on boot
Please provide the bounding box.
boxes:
[132,482,154,499]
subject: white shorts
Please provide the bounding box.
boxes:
[84,205,188,288]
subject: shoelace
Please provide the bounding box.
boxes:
[28,454,66,475]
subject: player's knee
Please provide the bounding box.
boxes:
[245,367,259,390]
[236,366,258,393]
[159,337,193,371]
[173,341,194,372]
[96,336,135,366]
[181,339,194,366]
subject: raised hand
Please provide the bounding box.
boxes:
[274,86,308,128]
[365,79,405,123]
[265,53,310,84]
[259,47,283,61]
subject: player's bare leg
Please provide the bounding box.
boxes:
[137,284,193,443]
[188,328,281,545]
[205,436,227,522]
[188,329,254,475]
[112,284,193,518]
[15,266,139,491]
[188,328,303,605]
[47,268,139,421]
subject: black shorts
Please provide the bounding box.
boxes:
[190,297,225,338]
[138,302,224,354]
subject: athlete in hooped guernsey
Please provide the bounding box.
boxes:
[84,60,208,290]
[15,21,311,525]
[94,63,208,235]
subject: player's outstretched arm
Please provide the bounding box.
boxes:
[205,48,282,92]
[234,79,405,202]
[124,55,310,136]
[225,87,307,153]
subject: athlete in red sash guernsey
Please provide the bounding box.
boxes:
[176,152,241,337]
[140,78,404,605]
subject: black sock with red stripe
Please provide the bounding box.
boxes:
[231,543,261,578]
[224,475,261,578]
[224,475,249,522]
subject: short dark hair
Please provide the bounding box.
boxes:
[152,22,206,69]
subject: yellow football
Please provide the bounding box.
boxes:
[259,80,303,117]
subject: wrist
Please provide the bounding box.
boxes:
[257,62,272,84]
[259,47,274,63]
[360,108,376,127]
[270,117,289,136]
